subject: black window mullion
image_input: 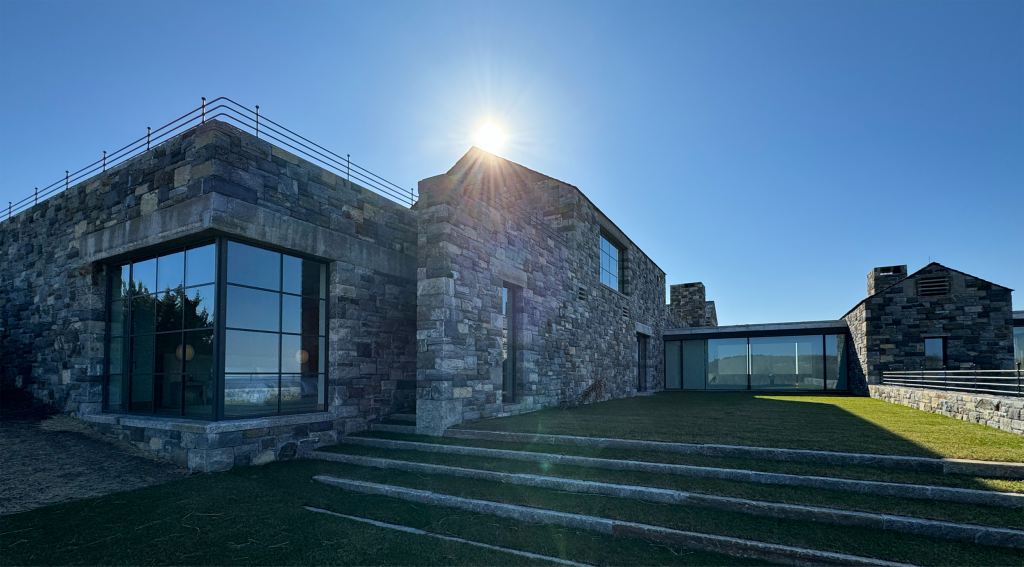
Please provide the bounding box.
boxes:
[214,237,228,421]
[278,254,284,416]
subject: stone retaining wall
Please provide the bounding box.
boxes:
[869,384,1023,435]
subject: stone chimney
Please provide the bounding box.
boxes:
[670,282,711,327]
[867,265,907,296]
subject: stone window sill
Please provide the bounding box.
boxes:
[82,411,336,434]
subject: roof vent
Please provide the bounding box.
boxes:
[621,305,629,318]
[917,276,950,297]
[577,286,587,301]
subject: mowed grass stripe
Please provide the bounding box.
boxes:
[356,431,1024,494]
[309,460,1024,567]
[453,392,1024,462]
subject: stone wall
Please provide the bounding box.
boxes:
[869,384,1023,436]
[0,120,418,468]
[669,282,710,327]
[843,263,1015,386]
[414,149,666,433]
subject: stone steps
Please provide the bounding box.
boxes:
[312,475,918,567]
[336,435,1024,508]
[309,449,1024,548]
[370,423,417,434]
[389,413,417,423]
[445,429,1024,479]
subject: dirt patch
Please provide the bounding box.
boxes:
[0,415,187,515]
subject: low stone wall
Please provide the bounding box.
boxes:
[869,384,1023,436]
[80,412,352,472]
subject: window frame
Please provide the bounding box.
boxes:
[599,231,623,292]
[105,237,329,421]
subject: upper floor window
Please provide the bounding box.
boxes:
[600,233,622,291]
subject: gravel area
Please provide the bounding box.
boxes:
[0,415,187,515]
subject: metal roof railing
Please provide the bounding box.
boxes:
[2,96,416,221]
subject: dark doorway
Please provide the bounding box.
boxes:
[637,334,648,391]
[502,285,517,401]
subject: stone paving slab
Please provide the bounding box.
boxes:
[314,475,916,567]
[338,436,1024,508]
[310,450,1024,549]
[445,429,1024,479]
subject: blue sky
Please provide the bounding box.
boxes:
[1,0,1020,324]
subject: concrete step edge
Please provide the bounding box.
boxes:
[336,436,1024,508]
[308,450,1024,549]
[313,474,917,567]
[389,414,417,423]
[445,429,1024,479]
[371,423,417,434]
[304,506,592,567]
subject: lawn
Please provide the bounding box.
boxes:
[457,392,1024,462]
[0,459,761,567]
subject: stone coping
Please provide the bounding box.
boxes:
[664,319,848,336]
[80,411,336,434]
[446,429,1024,479]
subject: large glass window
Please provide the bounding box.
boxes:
[106,239,327,420]
[1014,327,1024,371]
[224,241,326,418]
[825,334,848,390]
[750,335,824,390]
[599,234,621,291]
[665,341,682,389]
[707,338,748,389]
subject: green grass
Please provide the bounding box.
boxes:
[323,442,1024,530]
[0,459,763,567]
[456,392,1024,462]
[304,460,1024,567]
[357,430,1024,493]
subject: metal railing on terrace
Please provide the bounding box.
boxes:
[881,368,1023,397]
[2,97,416,221]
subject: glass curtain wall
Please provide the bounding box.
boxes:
[106,239,327,420]
[1014,326,1024,371]
[665,334,848,391]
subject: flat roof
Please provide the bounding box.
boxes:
[664,320,849,340]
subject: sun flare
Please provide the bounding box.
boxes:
[475,122,506,153]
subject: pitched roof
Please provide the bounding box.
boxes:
[840,262,1014,319]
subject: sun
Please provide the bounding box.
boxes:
[475,122,506,153]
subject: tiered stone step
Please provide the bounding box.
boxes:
[305,431,1024,566]
[389,413,417,423]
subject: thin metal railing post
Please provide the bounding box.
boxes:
[147,127,151,150]
[34,187,38,206]
[202,97,206,123]
[103,151,106,172]
[346,154,351,182]
[65,171,69,192]
[255,105,260,138]
[8,202,11,218]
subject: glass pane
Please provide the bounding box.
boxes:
[707,338,747,389]
[185,244,216,287]
[665,341,681,389]
[280,374,318,414]
[110,300,126,337]
[184,284,215,329]
[282,294,301,334]
[281,335,322,374]
[925,338,944,370]
[750,335,824,390]
[302,298,324,336]
[833,335,848,390]
[284,297,324,336]
[225,330,280,373]
[224,374,279,418]
[105,374,125,412]
[157,252,184,294]
[131,258,156,296]
[227,241,280,291]
[227,285,280,331]
[1015,327,1024,371]
[111,265,128,300]
[130,373,154,413]
[184,373,214,419]
[109,337,125,375]
[131,293,156,335]
[682,340,706,389]
[184,329,216,375]
[282,256,326,298]
[131,335,156,375]
[154,374,183,415]
[155,332,184,375]
[155,288,183,332]
[317,374,325,410]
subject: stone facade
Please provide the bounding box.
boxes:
[1,120,418,470]
[869,384,1023,436]
[414,149,667,433]
[842,263,1016,386]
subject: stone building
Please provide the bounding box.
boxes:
[2,118,1022,471]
